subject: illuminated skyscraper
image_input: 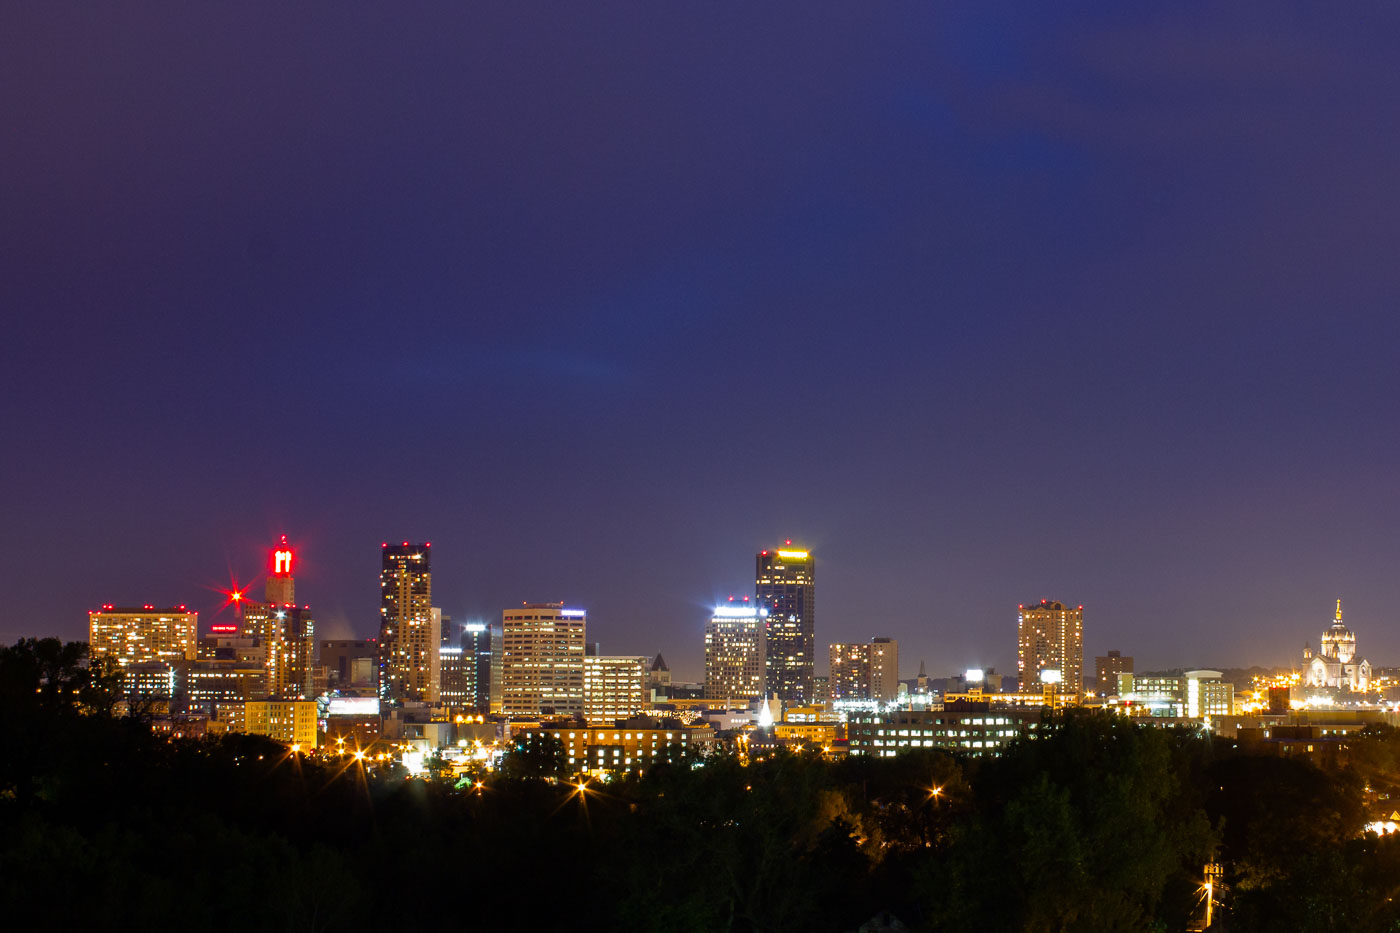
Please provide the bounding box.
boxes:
[828,643,871,700]
[870,637,899,703]
[704,600,767,704]
[828,637,898,703]
[379,543,434,703]
[1017,600,1083,697]
[501,603,586,716]
[89,605,198,668]
[461,622,501,712]
[239,537,315,699]
[756,545,815,703]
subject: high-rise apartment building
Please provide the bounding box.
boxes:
[1095,650,1133,696]
[704,600,767,704]
[756,545,815,703]
[828,637,899,703]
[583,655,647,723]
[1017,600,1083,697]
[501,603,586,717]
[89,606,198,668]
[870,637,899,703]
[828,643,872,699]
[378,543,433,703]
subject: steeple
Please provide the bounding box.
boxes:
[918,659,927,677]
[1336,598,1344,622]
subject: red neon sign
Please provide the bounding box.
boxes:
[210,624,239,634]
[274,549,293,574]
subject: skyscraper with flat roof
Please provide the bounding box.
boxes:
[828,643,871,699]
[379,543,433,703]
[501,603,586,716]
[756,544,815,703]
[705,599,768,704]
[89,606,198,669]
[1017,600,1083,697]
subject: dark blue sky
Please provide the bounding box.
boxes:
[4,4,1400,681]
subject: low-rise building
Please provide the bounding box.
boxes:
[847,705,1045,757]
[523,719,715,774]
[245,700,317,749]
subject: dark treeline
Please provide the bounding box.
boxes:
[4,638,1400,932]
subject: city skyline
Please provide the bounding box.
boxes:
[8,6,1400,680]
[63,530,1385,684]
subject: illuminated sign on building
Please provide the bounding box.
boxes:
[328,697,381,717]
[210,624,239,634]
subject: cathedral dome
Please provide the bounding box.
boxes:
[1319,599,1356,664]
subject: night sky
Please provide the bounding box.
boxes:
[5,4,1400,682]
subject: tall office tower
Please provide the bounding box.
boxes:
[378,543,433,703]
[89,605,198,668]
[439,641,466,709]
[1095,650,1134,696]
[501,603,586,716]
[704,599,768,704]
[828,643,872,699]
[1017,600,1084,697]
[240,537,316,699]
[266,535,295,606]
[870,637,899,704]
[462,622,500,712]
[756,544,815,703]
[583,655,647,723]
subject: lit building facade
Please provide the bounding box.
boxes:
[829,643,872,699]
[89,606,198,668]
[829,638,899,703]
[185,659,266,714]
[1129,670,1234,719]
[1304,599,1371,693]
[440,643,467,709]
[245,700,318,749]
[848,706,1045,757]
[584,655,647,723]
[870,637,899,704]
[1017,600,1083,697]
[378,543,434,703]
[461,622,501,713]
[756,546,815,703]
[704,601,767,704]
[1095,650,1133,696]
[235,537,316,699]
[241,602,315,699]
[502,603,586,717]
[524,721,716,774]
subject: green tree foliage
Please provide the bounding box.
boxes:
[1,640,1391,932]
[923,712,1217,932]
[498,731,568,780]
